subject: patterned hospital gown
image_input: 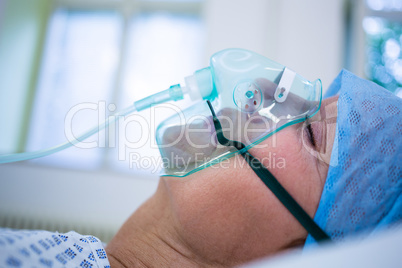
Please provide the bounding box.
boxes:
[0,228,110,267]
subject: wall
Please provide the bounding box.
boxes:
[204,0,345,91]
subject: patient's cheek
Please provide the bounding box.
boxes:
[163,158,277,256]
[248,127,293,166]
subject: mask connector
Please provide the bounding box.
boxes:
[183,67,215,101]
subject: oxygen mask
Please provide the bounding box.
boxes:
[0,48,322,176]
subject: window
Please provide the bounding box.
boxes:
[27,0,205,174]
[362,0,402,97]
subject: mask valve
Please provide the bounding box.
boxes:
[233,80,262,113]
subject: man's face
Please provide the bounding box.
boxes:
[159,95,339,265]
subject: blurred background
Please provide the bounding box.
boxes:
[0,0,401,242]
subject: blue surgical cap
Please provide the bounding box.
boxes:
[305,69,402,245]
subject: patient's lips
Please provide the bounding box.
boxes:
[159,106,274,170]
[160,115,217,169]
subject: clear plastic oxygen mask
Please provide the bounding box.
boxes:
[0,48,322,176]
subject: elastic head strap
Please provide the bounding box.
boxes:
[207,100,331,243]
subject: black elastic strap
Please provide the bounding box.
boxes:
[206,100,330,243]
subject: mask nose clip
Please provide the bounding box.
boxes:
[274,67,296,103]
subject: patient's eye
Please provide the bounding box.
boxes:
[304,117,316,148]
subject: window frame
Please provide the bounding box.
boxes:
[347,0,402,81]
[26,0,205,172]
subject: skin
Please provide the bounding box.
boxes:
[106,96,339,267]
